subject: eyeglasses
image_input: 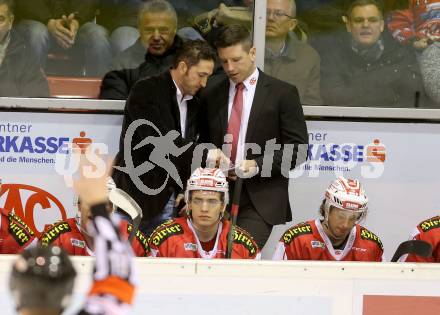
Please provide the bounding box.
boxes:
[266,9,294,20]
[191,198,223,207]
[142,26,174,36]
[351,16,382,24]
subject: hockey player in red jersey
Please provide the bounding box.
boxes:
[404,216,440,262]
[9,160,136,315]
[149,168,260,259]
[0,208,38,254]
[273,176,384,261]
[40,195,149,256]
[0,179,37,254]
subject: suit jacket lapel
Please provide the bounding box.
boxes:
[186,98,198,139]
[246,70,270,143]
[164,71,181,133]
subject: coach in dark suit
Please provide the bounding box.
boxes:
[112,40,217,235]
[200,25,308,248]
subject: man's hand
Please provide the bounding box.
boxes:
[413,38,429,50]
[235,160,259,178]
[206,148,231,169]
[47,18,75,49]
[73,156,112,207]
[62,13,79,39]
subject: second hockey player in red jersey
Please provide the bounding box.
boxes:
[149,168,260,259]
[404,215,440,262]
[273,176,384,261]
[40,197,149,257]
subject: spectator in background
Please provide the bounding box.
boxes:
[100,0,185,99]
[321,0,425,107]
[15,0,111,76]
[264,0,322,105]
[0,0,49,97]
[387,0,440,105]
[111,0,180,71]
[98,0,143,56]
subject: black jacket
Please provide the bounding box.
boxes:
[99,36,183,100]
[15,0,99,25]
[112,71,201,221]
[199,70,308,226]
[0,30,49,97]
[321,32,426,107]
[96,0,142,32]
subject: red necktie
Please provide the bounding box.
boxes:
[226,82,244,163]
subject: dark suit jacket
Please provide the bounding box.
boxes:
[112,71,200,221]
[199,70,308,225]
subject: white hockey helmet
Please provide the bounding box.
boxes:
[324,176,368,219]
[185,168,229,205]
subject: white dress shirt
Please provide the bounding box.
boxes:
[227,67,259,164]
[173,80,193,138]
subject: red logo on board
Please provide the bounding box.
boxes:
[0,184,67,236]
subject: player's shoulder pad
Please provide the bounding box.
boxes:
[149,220,184,247]
[281,222,313,245]
[127,223,149,252]
[7,212,35,246]
[418,216,440,233]
[233,226,258,256]
[360,226,384,250]
[8,212,35,236]
[40,220,72,246]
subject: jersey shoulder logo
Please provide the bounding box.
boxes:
[8,214,34,246]
[360,227,383,250]
[8,212,35,236]
[149,221,183,247]
[281,222,313,245]
[40,221,72,246]
[419,216,440,233]
[127,223,150,253]
[233,226,258,256]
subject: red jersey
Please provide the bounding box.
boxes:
[272,219,384,262]
[388,1,440,43]
[405,216,440,262]
[40,217,149,257]
[149,217,260,259]
[0,208,37,254]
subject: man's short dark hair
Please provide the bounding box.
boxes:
[214,24,252,51]
[173,39,217,69]
[346,0,384,18]
[0,0,14,15]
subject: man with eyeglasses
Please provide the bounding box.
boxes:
[148,168,260,259]
[264,0,322,105]
[320,0,425,108]
[101,0,192,99]
[273,176,384,261]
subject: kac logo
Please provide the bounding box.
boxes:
[0,184,67,236]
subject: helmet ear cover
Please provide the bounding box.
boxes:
[9,246,76,311]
